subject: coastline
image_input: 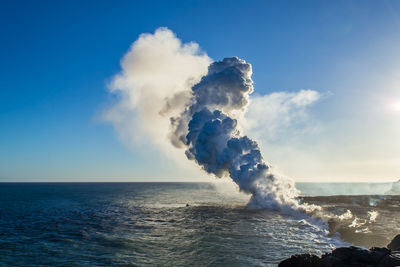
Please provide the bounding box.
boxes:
[279,234,400,266]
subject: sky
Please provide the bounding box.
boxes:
[1,0,400,182]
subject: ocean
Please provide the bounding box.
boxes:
[0,182,399,266]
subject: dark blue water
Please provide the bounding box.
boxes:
[1,183,398,266]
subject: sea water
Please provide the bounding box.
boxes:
[0,182,399,266]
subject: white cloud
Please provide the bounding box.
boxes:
[243,89,321,141]
[103,27,212,175]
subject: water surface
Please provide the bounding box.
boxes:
[0,183,398,266]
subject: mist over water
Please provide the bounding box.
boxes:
[297,181,400,248]
[302,194,400,248]
[296,182,395,196]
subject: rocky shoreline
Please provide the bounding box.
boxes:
[279,234,400,267]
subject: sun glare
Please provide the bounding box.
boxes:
[391,100,400,112]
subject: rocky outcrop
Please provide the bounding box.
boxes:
[388,235,400,251]
[279,235,400,267]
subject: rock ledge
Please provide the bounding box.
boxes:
[279,234,400,267]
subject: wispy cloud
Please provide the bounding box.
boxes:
[243,89,321,141]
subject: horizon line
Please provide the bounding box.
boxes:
[0,180,397,184]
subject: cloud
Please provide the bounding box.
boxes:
[103,28,211,177]
[243,89,321,141]
[103,27,211,170]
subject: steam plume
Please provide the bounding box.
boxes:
[386,179,400,195]
[104,27,211,174]
[105,28,320,212]
[169,57,305,211]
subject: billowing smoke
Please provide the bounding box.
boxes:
[168,57,305,211]
[105,28,320,213]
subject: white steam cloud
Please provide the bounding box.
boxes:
[385,179,400,195]
[244,90,320,140]
[105,27,321,212]
[104,28,211,172]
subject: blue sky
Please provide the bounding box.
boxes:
[1,0,400,182]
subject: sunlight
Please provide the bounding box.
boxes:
[390,100,400,112]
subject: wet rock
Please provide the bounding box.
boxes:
[388,234,400,251]
[278,253,321,267]
[331,246,375,263]
[370,247,390,263]
[279,235,400,267]
[319,255,341,267]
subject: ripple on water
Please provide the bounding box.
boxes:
[0,183,399,266]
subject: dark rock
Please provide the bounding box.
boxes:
[388,234,400,251]
[278,253,321,267]
[380,254,400,267]
[331,246,375,263]
[370,247,390,263]
[279,235,400,267]
[319,255,342,267]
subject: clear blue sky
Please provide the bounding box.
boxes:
[1,0,400,182]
